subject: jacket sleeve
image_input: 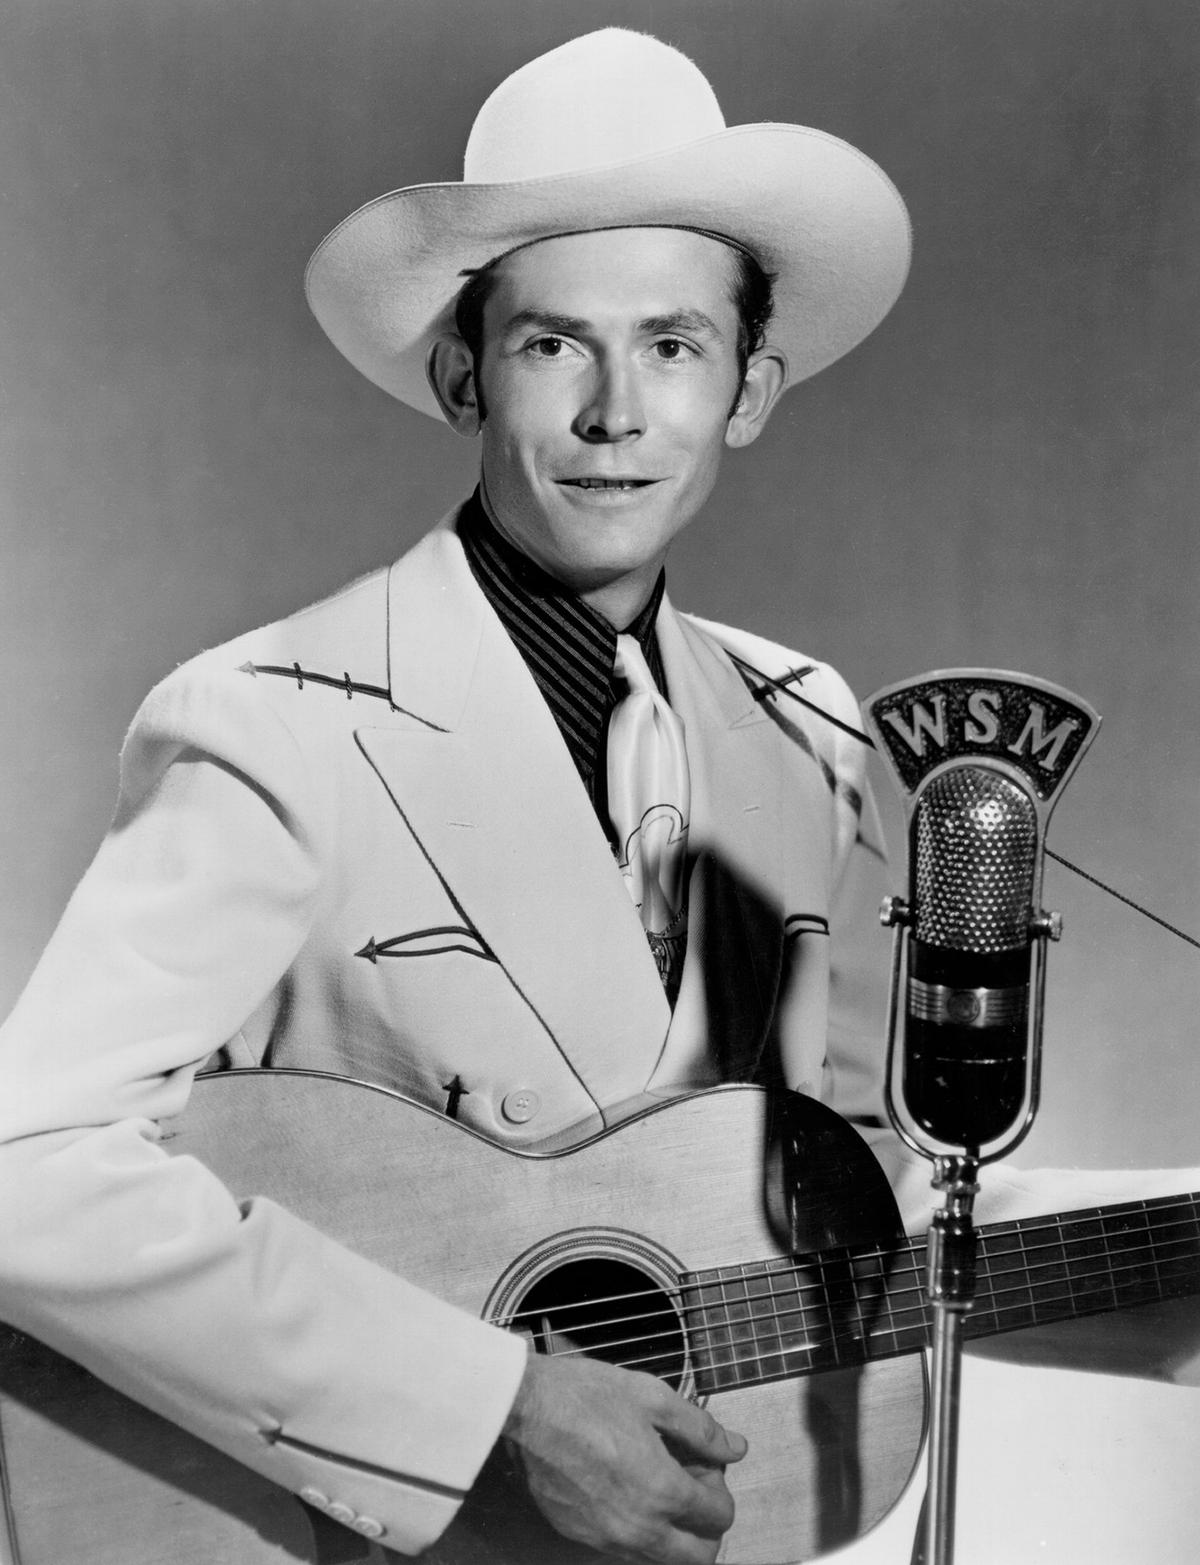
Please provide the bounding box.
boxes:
[0,662,528,1554]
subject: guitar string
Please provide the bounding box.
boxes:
[529,1221,1200,1349]
[498,1242,1199,1372]
[528,1255,1180,1376]
[498,1226,1200,1351]
[500,1226,1200,1352]
[967,1198,1200,1243]
[538,1252,1190,1384]
[606,1262,1177,1384]
[539,1267,1174,1386]
[498,1203,1200,1332]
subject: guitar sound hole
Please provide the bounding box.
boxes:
[516,1258,686,1389]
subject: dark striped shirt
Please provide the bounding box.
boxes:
[457,490,666,822]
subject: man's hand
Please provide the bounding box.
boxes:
[501,1351,748,1564]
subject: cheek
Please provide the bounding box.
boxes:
[489,401,562,472]
[480,415,541,484]
[673,409,732,480]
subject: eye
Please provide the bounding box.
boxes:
[652,338,695,362]
[526,336,569,358]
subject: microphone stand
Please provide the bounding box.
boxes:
[881,894,1060,1565]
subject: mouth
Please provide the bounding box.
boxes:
[557,478,658,491]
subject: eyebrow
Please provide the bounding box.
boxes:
[502,308,727,341]
[639,310,725,341]
[504,310,592,337]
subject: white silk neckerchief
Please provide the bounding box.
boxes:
[606,634,691,947]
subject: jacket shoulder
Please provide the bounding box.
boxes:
[678,612,877,867]
[185,565,392,691]
[678,613,864,734]
[118,565,394,799]
[163,514,463,703]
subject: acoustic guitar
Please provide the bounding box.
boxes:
[2,1070,1199,1564]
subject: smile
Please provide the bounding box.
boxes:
[558,478,657,491]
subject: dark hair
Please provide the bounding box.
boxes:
[726,246,775,380]
[454,233,776,404]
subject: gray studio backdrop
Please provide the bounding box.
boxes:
[2,0,1197,1168]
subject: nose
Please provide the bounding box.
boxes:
[573,358,645,442]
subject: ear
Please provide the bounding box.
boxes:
[724,348,788,450]
[426,337,482,436]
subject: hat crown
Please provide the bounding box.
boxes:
[463,29,726,184]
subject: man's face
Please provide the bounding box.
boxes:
[469,228,754,610]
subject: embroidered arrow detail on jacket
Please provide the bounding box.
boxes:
[726,652,874,746]
[239,660,392,703]
[355,927,497,963]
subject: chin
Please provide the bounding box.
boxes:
[566,542,659,581]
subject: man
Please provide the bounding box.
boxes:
[0,27,1193,1565]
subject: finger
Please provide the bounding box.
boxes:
[642,1530,723,1565]
[654,1394,748,1466]
[669,1467,736,1541]
[615,1513,725,1565]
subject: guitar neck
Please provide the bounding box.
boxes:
[684,1191,1200,1396]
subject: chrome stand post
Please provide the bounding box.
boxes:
[922,1155,979,1565]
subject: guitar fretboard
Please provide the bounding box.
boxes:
[680,1192,1200,1394]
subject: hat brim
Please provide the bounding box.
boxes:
[305,123,912,418]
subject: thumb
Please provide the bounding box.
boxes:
[656,1395,748,1468]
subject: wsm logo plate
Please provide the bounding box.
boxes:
[862,670,1101,806]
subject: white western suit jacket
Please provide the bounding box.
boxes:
[0,516,898,1553]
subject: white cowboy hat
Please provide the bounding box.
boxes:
[305,28,911,418]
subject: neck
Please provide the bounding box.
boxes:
[576,572,662,631]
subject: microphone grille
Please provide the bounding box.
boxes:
[913,766,1038,951]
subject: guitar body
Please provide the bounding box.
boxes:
[0,1075,925,1565]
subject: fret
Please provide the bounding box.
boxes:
[895,1236,931,1357]
[752,1258,825,1380]
[1055,1211,1117,1316]
[848,1251,874,1351]
[972,1225,1037,1336]
[765,1258,810,1377]
[716,1269,744,1388]
[679,1269,739,1394]
[814,1253,844,1368]
[965,1227,1000,1339]
[852,1244,925,1361]
[1141,1196,1200,1296]
[1101,1202,1162,1311]
[1053,1212,1077,1318]
[828,1239,930,1364]
[733,1267,765,1382]
[757,1260,787,1383]
[1016,1223,1034,1324]
[1019,1210,1073,1326]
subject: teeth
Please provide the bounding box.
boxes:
[572,479,640,489]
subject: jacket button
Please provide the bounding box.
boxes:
[299,1486,329,1509]
[352,1516,385,1538]
[501,1089,540,1124]
[327,1501,355,1524]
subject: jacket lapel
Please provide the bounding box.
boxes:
[354,528,672,1113]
